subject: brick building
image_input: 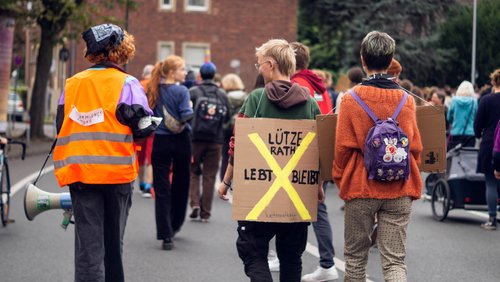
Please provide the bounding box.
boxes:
[72,0,298,90]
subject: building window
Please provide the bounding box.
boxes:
[158,41,174,62]
[159,0,174,10]
[185,0,209,12]
[183,43,210,70]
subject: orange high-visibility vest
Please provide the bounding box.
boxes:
[53,67,138,187]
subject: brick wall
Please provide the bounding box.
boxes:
[73,0,298,91]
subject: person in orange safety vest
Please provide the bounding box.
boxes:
[53,23,159,282]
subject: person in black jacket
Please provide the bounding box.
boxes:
[474,68,500,230]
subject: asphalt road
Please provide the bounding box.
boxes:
[1,153,500,282]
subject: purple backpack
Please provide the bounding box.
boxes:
[349,89,410,181]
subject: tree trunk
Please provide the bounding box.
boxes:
[0,17,15,134]
[29,24,55,139]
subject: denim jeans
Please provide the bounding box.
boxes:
[485,171,500,217]
[312,181,336,268]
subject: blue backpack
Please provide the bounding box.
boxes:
[349,89,410,181]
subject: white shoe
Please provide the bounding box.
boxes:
[268,257,280,272]
[301,266,339,282]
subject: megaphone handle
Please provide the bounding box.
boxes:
[61,210,73,230]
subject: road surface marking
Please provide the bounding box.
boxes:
[11,165,55,196]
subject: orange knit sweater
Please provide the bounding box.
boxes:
[333,85,423,201]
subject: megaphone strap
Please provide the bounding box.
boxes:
[33,138,58,186]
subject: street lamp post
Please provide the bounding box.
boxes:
[471,0,477,86]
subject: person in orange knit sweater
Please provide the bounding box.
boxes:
[333,31,423,282]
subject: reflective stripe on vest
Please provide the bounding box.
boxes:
[56,132,133,146]
[54,154,136,169]
[54,68,138,186]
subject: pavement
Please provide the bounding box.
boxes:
[5,123,55,160]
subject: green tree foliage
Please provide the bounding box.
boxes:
[298,0,456,86]
[437,0,500,87]
[1,0,135,139]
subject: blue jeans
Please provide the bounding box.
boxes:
[485,171,500,217]
[312,181,336,268]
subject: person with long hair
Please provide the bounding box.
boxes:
[147,55,193,249]
[474,69,500,230]
[53,23,157,282]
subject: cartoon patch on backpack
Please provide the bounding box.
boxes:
[349,89,411,182]
[192,86,228,141]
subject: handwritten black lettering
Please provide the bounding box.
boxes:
[244,168,273,181]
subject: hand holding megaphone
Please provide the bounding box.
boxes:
[24,183,73,230]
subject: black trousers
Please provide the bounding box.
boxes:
[448,134,475,151]
[152,132,192,239]
[70,182,133,282]
[236,221,308,282]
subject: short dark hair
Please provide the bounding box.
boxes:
[360,31,395,71]
[347,67,364,85]
[290,42,310,70]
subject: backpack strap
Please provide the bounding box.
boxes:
[391,91,408,120]
[348,89,379,122]
[350,89,409,122]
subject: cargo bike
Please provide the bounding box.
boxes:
[424,144,498,221]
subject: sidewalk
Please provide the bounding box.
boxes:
[6,122,56,160]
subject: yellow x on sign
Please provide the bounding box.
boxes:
[245,131,316,220]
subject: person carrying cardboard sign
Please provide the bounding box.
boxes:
[333,31,423,282]
[218,39,323,282]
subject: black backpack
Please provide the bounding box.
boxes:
[191,86,228,141]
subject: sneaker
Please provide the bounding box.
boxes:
[201,218,209,223]
[301,266,339,282]
[190,207,200,219]
[268,257,280,272]
[481,217,497,231]
[141,189,152,198]
[162,238,174,250]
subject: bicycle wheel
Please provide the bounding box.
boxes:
[431,179,451,221]
[1,161,11,226]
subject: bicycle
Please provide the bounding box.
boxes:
[0,139,26,226]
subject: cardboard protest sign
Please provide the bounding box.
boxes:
[416,105,447,173]
[232,118,319,222]
[316,114,337,181]
[316,105,447,181]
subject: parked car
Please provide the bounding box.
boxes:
[8,92,25,122]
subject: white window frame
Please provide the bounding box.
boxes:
[182,42,210,70]
[159,0,175,11]
[185,0,209,12]
[157,41,175,62]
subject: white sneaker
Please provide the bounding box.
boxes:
[268,257,280,272]
[301,266,339,282]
